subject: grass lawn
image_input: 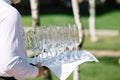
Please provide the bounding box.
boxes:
[96,11,120,30]
[82,35,120,51]
[80,57,120,80]
[22,10,120,30]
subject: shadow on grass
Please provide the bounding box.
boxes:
[98,57,120,65]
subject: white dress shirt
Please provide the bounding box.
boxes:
[0,0,38,80]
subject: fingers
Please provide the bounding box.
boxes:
[43,66,49,70]
[34,63,49,77]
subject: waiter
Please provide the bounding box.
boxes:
[0,0,48,80]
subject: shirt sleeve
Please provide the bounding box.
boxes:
[0,6,39,79]
[6,57,39,80]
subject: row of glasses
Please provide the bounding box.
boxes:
[26,24,80,65]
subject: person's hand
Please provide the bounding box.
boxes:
[35,62,49,77]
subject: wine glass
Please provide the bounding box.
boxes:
[26,30,40,56]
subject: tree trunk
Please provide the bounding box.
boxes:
[30,0,40,30]
[71,0,84,80]
[89,0,97,42]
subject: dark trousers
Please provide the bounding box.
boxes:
[0,77,16,80]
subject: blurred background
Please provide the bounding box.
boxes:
[13,0,120,80]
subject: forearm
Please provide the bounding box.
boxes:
[4,56,38,80]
